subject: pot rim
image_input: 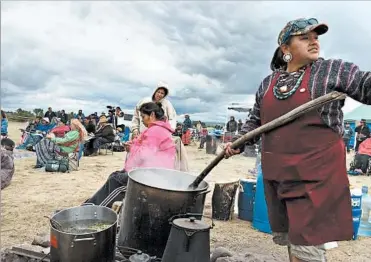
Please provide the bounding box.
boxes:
[51,205,118,235]
[128,167,209,192]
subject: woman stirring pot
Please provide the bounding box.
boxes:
[225,18,371,262]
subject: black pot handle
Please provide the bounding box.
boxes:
[195,189,211,197]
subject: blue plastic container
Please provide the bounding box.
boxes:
[238,179,256,221]
[351,193,362,240]
[252,163,272,234]
[351,194,362,210]
[352,209,362,240]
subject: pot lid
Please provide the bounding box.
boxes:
[173,217,210,231]
[129,251,150,262]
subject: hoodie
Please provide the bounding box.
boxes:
[131,83,177,134]
[125,120,176,172]
[359,138,371,156]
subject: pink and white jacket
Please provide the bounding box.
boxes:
[125,120,176,172]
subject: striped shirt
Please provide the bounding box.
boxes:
[238,58,371,145]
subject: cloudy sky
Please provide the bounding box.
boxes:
[1,1,370,122]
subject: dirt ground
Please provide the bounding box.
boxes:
[1,121,371,261]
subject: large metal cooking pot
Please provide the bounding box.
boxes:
[117,168,210,258]
[50,205,117,262]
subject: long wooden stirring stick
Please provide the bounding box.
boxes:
[189,91,347,189]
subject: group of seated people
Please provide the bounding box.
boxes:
[14,112,124,167]
[5,102,188,209]
[34,119,87,168]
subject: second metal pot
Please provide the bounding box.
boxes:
[50,205,118,262]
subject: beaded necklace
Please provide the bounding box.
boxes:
[273,67,306,100]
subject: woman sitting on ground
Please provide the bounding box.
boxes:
[84,116,115,156]
[1,138,15,190]
[85,102,176,207]
[34,119,87,168]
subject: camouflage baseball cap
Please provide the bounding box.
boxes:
[278,18,328,45]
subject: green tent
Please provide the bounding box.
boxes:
[344,105,371,121]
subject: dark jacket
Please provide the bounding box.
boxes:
[238,122,243,132]
[95,125,115,142]
[343,126,354,140]
[226,120,238,132]
[59,113,69,124]
[355,125,370,142]
[44,111,57,121]
[183,118,192,133]
[85,122,96,134]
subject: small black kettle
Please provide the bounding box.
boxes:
[162,213,214,262]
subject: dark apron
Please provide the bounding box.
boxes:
[261,67,353,246]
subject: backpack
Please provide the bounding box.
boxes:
[45,158,69,173]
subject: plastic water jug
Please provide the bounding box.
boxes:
[361,192,371,222]
[358,186,371,237]
[351,188,362,240]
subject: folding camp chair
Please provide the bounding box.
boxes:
[56,143,84,171]
[98,142,114,155]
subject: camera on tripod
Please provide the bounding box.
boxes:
[106,105,116,115]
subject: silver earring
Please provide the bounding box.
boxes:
[283,53,292,63]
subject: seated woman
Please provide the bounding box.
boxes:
[1,138,15,190]
[85,102,176,207]
[17,117,54,150]
[36,117,55,133]
[351,138,371,174]
[84,116,115,156]
[34,119,87,168]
